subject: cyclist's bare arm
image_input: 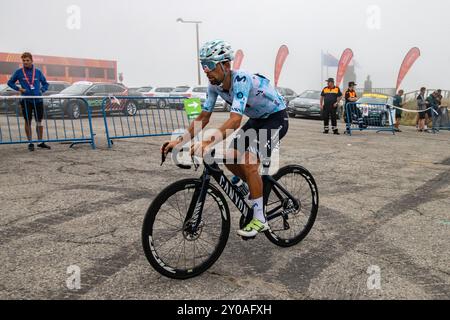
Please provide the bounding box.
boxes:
[161,111,212,154]
[190,112,243,157]
[210,112,243,144]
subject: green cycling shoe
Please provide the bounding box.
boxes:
[237,218,269,238]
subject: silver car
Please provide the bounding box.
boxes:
[140,87,174,108]
[169,86,229,111]
[276,87,297,107]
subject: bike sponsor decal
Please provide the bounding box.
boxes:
[208,189,228,221]
[148,235,176,273]
[219,175,248,216]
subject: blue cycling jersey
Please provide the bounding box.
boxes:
[202,70,286,119]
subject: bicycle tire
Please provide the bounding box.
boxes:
[264,165,319,247]
[142,179,230,279]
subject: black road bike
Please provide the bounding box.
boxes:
[142,144,319,279]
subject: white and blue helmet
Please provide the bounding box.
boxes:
[199,40,234,62]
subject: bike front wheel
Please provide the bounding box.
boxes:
[142,179,230,279]
[264,165,319,247]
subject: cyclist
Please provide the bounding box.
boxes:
[162,40,289,238]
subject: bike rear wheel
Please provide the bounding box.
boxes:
[264,165,319,247]
[142,179,230,279]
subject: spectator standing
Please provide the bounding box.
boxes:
[416,87,429,132]
[7,52,50,151]
[393,90,404,132]
[320,78,343,135]
[344,81,359,134]
[431,90,442,133]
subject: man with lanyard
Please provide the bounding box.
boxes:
[416,87,429,132]
[8,52,50,151]
[344,81,359,134]
[320,78,343,135]
[393,90,404,132]
[161,40,289,238]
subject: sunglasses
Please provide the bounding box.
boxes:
[200,60,219,72]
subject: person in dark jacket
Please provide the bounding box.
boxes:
[344,81,359,134]
[429,91,442,133]
[393,90,404,132]
[8,52,50,151]
[416,87,429,132]
[320,78,343,135]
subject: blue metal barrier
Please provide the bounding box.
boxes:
[101,96,189,148]
[345,102,396,136]
[0,96,96,149]
[434,107,450,131]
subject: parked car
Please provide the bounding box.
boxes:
[276,87,297,107]
[168,86,229,111]
[287,90,322,118]
[1,81,69,97]
[42,81,71,108]
[128,87,150,109]
[136,86,153,95]
[45,81,71,96]
[188,86,229,112]
[46,81,138,119]
[1,82,69,113]
[288,90,344,120]
[353,93,395,127]
[140,87,174,108]
[168,86,192,109]
[0,84,20,114]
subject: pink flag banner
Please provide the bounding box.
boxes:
[274,45,289,87]
[396,47,421,90]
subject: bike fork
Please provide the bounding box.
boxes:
[184,172,211,232]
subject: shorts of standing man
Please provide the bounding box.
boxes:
[418,110,427,120]
[20,99,44,123]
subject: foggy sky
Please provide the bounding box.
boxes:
[1,0,449,92]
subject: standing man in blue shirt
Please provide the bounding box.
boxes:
[7,52,50,151]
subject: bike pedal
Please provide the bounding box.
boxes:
[241,236,256,241]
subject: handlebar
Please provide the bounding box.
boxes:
[160,142,222,174]
[161,142,198,170]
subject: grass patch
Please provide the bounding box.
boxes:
[399,98,450,127]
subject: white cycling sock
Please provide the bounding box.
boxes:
[251,197,266,223]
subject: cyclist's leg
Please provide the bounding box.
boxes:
[224,149,247,181]
[237,151,268,237]
[241,151,263,199]
[237,110,289,237]
[224,118,257,180]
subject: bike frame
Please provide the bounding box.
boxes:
[183,156,300,231]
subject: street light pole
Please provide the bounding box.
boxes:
[177,18,203,86]
[195,23,201,86]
